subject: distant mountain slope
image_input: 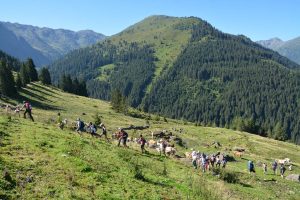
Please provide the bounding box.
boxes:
[0,49,22,71]
[48,15,300,144]
[257,37,300,64]
[0,21,106,66]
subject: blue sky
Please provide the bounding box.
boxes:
[0,0,299,41]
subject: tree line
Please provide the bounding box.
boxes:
[0,52,52,97]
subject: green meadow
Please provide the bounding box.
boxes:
[1,82,299,199]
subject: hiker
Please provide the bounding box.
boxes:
[216,156,221,168]
[272,160,278,175]
[210,155,216,168]
[248,160,255,174]
[201,155,206,172]
[262,163,267,174]
[280,164,286,178]
[14,105,21,117]
[87,122,98,137]
[76,118,85,134]
[221,157,227,169]
[117,128,128,147]
[191,151,198,169]
[138,134,147,153]
[57,113,64,129]
[21,101,34,121]
[99,123,109,142]
[160,139,168,156]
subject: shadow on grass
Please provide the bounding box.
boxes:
[239,182,253,188]
[142,177,171,188]
[17,91,61,111]
[30,82,59,94]
[26,85,57,98]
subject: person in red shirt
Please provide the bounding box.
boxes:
[22,101,34,121]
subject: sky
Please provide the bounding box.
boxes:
[0,0,299,41]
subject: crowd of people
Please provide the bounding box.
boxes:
[191,151,227,173]
[2,100,295,180]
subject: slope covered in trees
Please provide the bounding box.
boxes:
[0,50,22,71]
[48,16,300,144]
[143,20,300,144]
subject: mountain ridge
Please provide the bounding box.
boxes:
[0,21,106,66]
[48,15,300,144]
[257,36,300,64]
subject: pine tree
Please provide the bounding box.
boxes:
[274,122,287,141]
[20,64,30,86]
[15,73,22,89]
[0,61,17,97]
[59,74,73,93]
[25,58,38,82]
[111,89,123,112]
[78,80,88,96]
[39,67,51,85]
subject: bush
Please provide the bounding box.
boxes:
[220,170,239,184]
[131,159,145,181]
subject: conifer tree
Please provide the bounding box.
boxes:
[15,73,22,89]
[39,67,51,85]
[25,58,38,82]
[0,61,17,97]
[20,64,30,86]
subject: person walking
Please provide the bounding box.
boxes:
[22,101,34,121]
[248,160,255,174]
[280,164,286,178]
[262,163,267,174]
[138,134,147,153]
[99,123,109,142]
[272,160,278,175]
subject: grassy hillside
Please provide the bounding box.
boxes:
[109,15,199,92]
[0,83,300,199]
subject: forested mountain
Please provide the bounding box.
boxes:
[0,49,22,71]
[257,37,300,64]
[48,15,300,144]
[0,21,106,66]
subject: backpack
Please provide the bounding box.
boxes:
[92,124,97,131]
[140,138,146,145]
[79,121,85,129]
[25,102,32,110]
[123,131,128,138]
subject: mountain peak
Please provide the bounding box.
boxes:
[0,21,106,66]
